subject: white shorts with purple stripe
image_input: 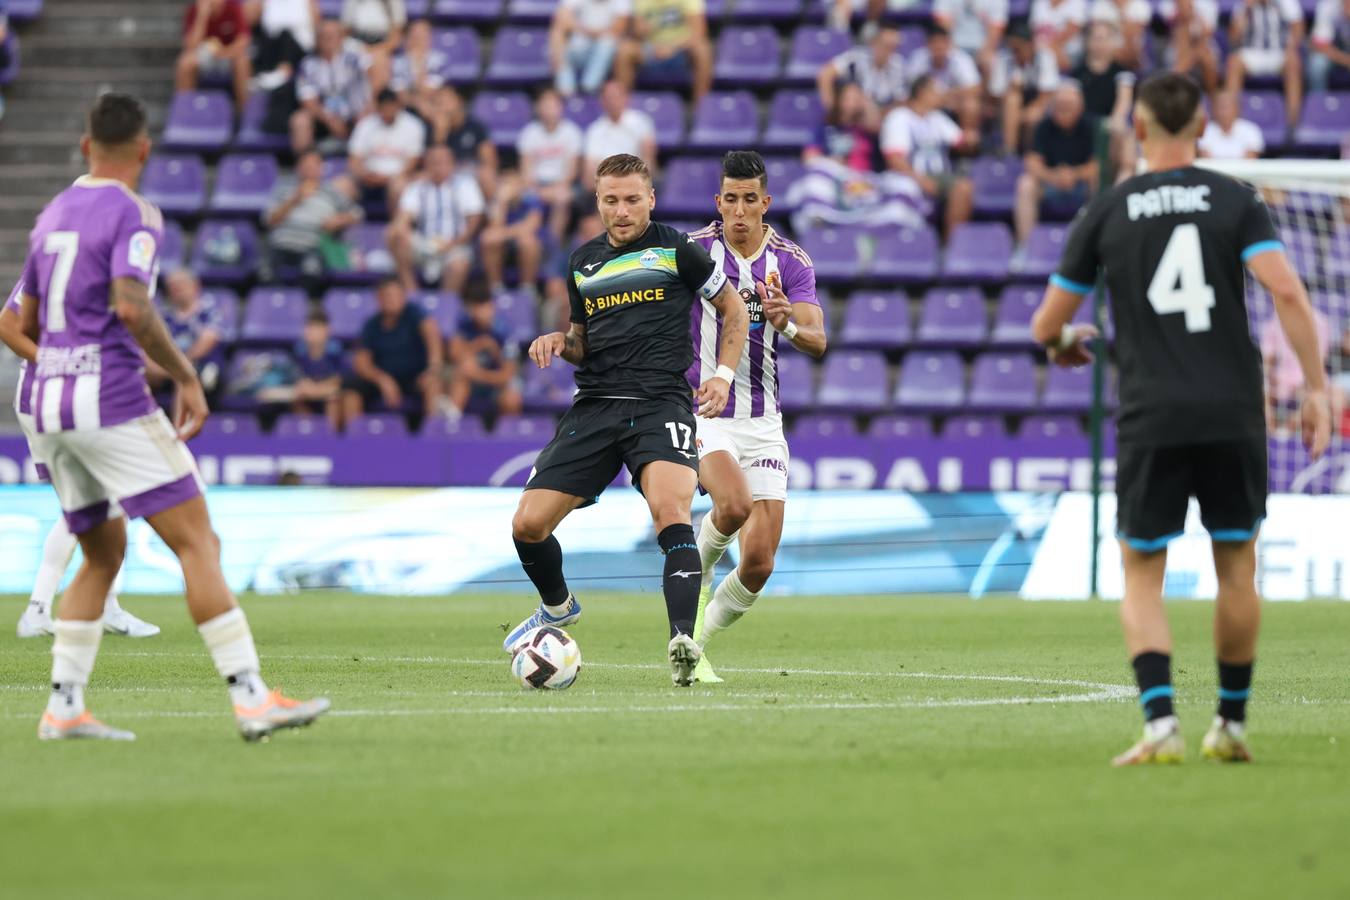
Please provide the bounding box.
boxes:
[695,414,789,503]
[29,410,205,534]
[15,409,51,482]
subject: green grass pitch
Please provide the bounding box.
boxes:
[1,593,1347,900]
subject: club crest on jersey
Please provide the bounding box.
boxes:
[127,231,157,273]
[639,249,660,268]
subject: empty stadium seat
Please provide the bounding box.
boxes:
[775,351,816,411]
[867,414,934,439]
[493,290,539,344]
[970,156,1022,220]
[895,351,964,411]
[162,91,233,152]
[162,220,187,269]
[871,225,940,283]
[838,290,912,350]
[990,285,1042,347]
[714,27,783,86]
[241,287,308,344]
[210,154,279,217]
[273,414,336,439]
[943,223,1013,283]
[485,27,551,85]
[1041,365,1093,411]
[688,91,759,150]
[660,158,722,217]
[940,414,1008,441]
[1295,94,1349,152]
[790,414,860,439]
[422,413,489,439]
[522,362,578,413]
[762,90,824,150]
[784,26,852,83]
[471,91,532,145]
[347,414,410,439]
[433,27,484,82]
[796,225,864,285]
[411,291,462,336]
[968,352,1038,411]
[198,413,260,438]
[234,91,289,153]
[1020,224,1068,281]
[494,415,557,439]
[915,287,987,347]
[817,351,889,412]
[1241,92,1287,150]
[323,288,378,342]
[564,94,602,129]
[140,155,207,218]
[1020,415,1085,439]
[631,92,687,147]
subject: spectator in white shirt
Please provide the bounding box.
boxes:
[1310,0,1350,91]
[582,80,657,189]
[518,88,584,239]
[387,145,485,294]
[1226,0,1305,130]
[1089,0,1151,67]
[348,88,425,215]
[933,0,1009,75]
[1162,0,1220,90]
[1032,0,1089,71]
[1199,90,1266,159]
[906,24,982,131]
[881,75,976,238]
[817,26,907,117]
[990,21,1061,153]
[551,0,630,97]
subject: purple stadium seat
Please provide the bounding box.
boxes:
[7,1,43,23]
[317,0,340,14]
[990,285,1042,347]
[763,91,824,150]
[493,290,539,344]
[422,413,489,439]
[432,0,504,21]
[335,223,395,285]
[764,157,805,210]
[895,351,964,410]
[273,414,336,439]
[199,288,241,341]
[564,94,603,129]
[785,26,853,83]
[916,287,988,347]
[162,220,186,268]
[471,91,532,146]
[242,287,308,344]
[234,91,289,153]
[790,414,859,439]
[839,290,912,349]
[485,28,550,85]
[867,414,933,439]
[729,0,803,19]
[940,414,1008,440]
[1240,92,1287,150]
[714,27,782,86]
[191,220,260,285]
[971,156,1023,219]
[1295,93,1350,152]
[162,91,233,152]
[523,361,578,413]
[506,0,559,24]
[631,92,687,148]
[817,351,889,412]
[433,27,483,83]
[943,223,1012,283]
[1020,224,1068,281]
[323,288,378,342]
[0,34,19,86]
[210,154,279,217]
[139,155,206,218]
[660,158,722,217]
[494,415,557,439]
[1020,414,1085,439]
[1041,365,1093,411]
[412,291,462,336]
[968,352,1038,411]
[688,91,758,150]
[198,413,260,438]
[871,224,940,283]
[797,225,864,284]
[776,351,816,411]
[347,414,409,439]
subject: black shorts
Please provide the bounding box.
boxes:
[1115,439,1267,551]
[525,397,699,506]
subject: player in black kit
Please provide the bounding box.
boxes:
[1031,73,1330,765]
[503,153,749,686]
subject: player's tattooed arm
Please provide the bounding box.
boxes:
[529,322,588,368]
[113,277,209,439]
[0,302,37,363]
[561,322,588,365]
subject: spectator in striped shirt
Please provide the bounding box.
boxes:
[1310,0,1350,91]
[817,26,907,118]
[1225,0,1305,131]
[386,145,486,295]
[289,18,373,154]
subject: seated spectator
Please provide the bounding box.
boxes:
[342,277,444,421]
[1199,89,1266,159]
[1073,23,1135,123]
[805,81,881,173]
[262,149,363,294]
[341,0,404,91]
[387,145,485,294]
[147,269,224,397]
[1014,82,1097,243]
[290,310,346,430]
[933,0,1009,76]
[906,24,982,131]
[582,80,657,189]
[178,0,252,113]
[290,17,372,154]
[617,0,713,102]
[517,88,584,239]
[990,21,1061,154]
[1089,0,1150,67]
[817,26,906,118]
[1311,0,1350,92]
[347,87,425,215]
[245,0,317,91]
[426,85,499,198]
[1225,0,1304,132]
[881,75,975,239]
[391,18,447,119]
[481,172,547,296]
[551,0,631,97]
[448,279,524,419]
[788,155,928,234]
[1032,0,1089,71]
[1162,0,1220,90]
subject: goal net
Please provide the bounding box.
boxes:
[1197,159,1350,495]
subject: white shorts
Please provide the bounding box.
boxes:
[695,415,789,503]
[16,409,50,480]
[1238,47,1287,77]
[29,410,205,534]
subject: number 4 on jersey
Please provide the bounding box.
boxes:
[1147,223,1215,333]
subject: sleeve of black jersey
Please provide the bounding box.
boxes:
[566,256,586,325]
[675,230,728,300]
[1236,186,1282,264]
[1051,193,1107,295]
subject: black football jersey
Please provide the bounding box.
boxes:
[1054,166,1281,447]
[567,221,727,407]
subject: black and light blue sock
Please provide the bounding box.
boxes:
[1132,651,1175,721]
[514,535,571,608]
[658,523,700,639]
[1217,660,1253,722]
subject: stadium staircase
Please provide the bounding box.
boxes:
[0,0,180,425]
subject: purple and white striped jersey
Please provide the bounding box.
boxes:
[20,176,163,433]
[5,280,35,417]
[686,221,818,419]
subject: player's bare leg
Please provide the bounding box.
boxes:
[147,496,329,741]
[698,499,785,683]
[505,489,587,652]
[1113,543,1183,766]
[1204,538,1260,762]
[640,461,703,686]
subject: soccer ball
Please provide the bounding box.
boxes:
[510,626,582,690]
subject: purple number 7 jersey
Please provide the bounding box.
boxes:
[21,176,164,433]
